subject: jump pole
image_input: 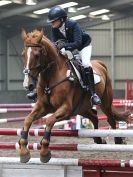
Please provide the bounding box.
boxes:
[0,128,133,137]
[0,103,35,108]
[0,108,32,113]
[0,117,70,126]
[1,142,133,152]
[1,99,133,108]
[0,157,133,167]
[0,117,25,123]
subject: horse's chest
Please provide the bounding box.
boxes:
[49,89,67,108]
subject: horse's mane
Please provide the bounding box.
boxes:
[41,31,59,58]
[25,29,58,57]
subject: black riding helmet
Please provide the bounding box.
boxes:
[47,6,67,23]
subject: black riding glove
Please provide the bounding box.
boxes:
[56,42,66,50]
[72,49,79,55]
[55,40,67,50]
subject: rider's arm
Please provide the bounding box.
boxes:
[64,21,82,51]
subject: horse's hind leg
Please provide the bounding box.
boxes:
[88,110,107,144]
[107,115,126,144]
[101,94,126,144]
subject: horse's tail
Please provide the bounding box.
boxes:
[111,105,131,122]
[98,60,131,122]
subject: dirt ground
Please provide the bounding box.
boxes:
[0,109,133,160]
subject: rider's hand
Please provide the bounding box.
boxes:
[56,42,66,50]
[55,39,66,50]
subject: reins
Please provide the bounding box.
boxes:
[24,38,85,116]
[24,42,73,95]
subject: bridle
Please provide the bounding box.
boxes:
[23,42,73,95]
[23,43,48,84]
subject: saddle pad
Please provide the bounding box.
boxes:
[67,65,100,85]
[93,70,100,84]
[63,49,101,84]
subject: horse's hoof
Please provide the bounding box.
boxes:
[40,150,51,163]
[102,139,107,144]
[20,152,31,163]
[115,137,127,144]
[122,140,127,144]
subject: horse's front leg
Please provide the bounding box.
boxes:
[40,103,71,163]
[19,104,45,163]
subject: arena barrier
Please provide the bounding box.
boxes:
[0,116,76,129]
[0,98,132,129]
[0,98,132,130]
[0,113,131,132]
[0,113,124,122]
[0,99,133,108]
[125,80,133,100]
[0,114,129,131]
[0,157,133,177]
[0,101,132,124]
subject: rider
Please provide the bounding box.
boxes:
[47,5,101,105]
[27,5,101,105]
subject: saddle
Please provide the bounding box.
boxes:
[55,40,100,89]
[69,52,87,87]
[64,49,88,89]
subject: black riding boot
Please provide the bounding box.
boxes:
[84,66,101,105]
[27,90,37,100]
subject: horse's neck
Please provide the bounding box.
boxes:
[39,39,69,89]
[42,39,67,70]
[40,53,67,87]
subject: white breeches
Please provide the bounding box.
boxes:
[79,44,92,68]
[60,44,92,68]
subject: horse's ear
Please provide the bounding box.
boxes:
[21,28,27,41]
[40,28,43,33]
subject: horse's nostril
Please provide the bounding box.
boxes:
[28,84,35,91]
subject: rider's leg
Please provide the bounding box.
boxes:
[79,44,101,105]
[26,81,37,100]
[27,89,37,100]
[84,66,101,105]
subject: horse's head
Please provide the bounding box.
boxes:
[21,29,46,91]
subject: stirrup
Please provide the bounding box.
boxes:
[27,91,37,100]
[91,94,101,105]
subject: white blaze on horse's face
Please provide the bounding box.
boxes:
[23,47,32,89]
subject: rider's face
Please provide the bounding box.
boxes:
[51,19,62,28]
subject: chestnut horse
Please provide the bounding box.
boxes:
[19,29,130,163]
